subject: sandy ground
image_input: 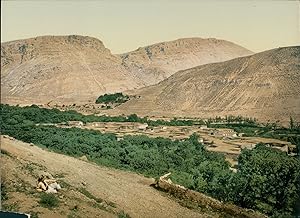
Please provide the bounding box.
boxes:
[1,136,209,218]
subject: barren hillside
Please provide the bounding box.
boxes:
[1,35,252,105]
[111,46,300,123]
[1,35,145,104]
[1,136,210,218]
[120,38,253,85]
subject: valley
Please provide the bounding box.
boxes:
[44,120,297,167]
[1,35,300,218]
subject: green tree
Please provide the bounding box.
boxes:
[234,144,300,215]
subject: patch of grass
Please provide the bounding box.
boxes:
[71,204,79,211]
[2,202,20,212]
[78,187,103,203]
[26,211,40,218]
[118,210,131,218]
[1,149,12,157]
[77,188,116,214]
[23,163,35,174]
[12,174,33,194]
[39,193,59,208]
[67,211,81,218]
[55,172,67,178]
[107,201,116,208]
[59,180,71,189]
[1,182,8,201]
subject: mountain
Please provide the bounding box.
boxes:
[1,35,252,104]
[1,35,145,104]
[119,37,253,85]
[111,46,300,123]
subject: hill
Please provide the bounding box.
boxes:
[120,37,253,85]
[111,46,300,123]
[1,35,252,104]
[1,135,208,218]
[1,35,145,104]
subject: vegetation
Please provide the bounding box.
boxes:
[118,211,131,218]
[78,187,103,203]
[39,193,59,208]
[208,115,300,157]
[1,104,300,216]
[95,93,130,104]
[1,182,8,201]
[232,144,300,215]
[0,104,205,127]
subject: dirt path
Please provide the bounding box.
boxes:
[1,136,208,218]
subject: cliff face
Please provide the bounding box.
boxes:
[113,46,300,123]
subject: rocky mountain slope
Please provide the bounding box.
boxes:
[1,35,145,104]
[1,35,252,104]
[112,46,300,123]
[120,37,253,85]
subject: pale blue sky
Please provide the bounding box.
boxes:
[1,0,299,53]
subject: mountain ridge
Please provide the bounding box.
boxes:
[110,46,300,123]
[119,37,253,85]
[1,35,253,104]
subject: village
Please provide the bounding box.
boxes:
[56,120,297,167]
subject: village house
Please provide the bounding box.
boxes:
[210,128,237,138]
[67,121,84,127]
[137,123,148,131]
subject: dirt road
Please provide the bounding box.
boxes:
[1,136,209,218]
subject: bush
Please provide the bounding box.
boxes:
[232,144,300,215]
[1,182,8,201]
[95,93,129,104]
[39,193,59,208]
[118,211,131,218]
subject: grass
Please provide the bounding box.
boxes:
[39,193,60,208]
[118,210,131,218]
[107,201,117,208]
[26,211,40,218]
[78,187,118,214]
[1,149,12,157]
[23,163,35,174]
[2,202,20,212]
[59,180,71,189]
[78,187,103,203]
[1,182,8,201]
[67,211,80,218]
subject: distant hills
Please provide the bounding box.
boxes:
[1,35,252,104]
[119,37,253,85]
[2,35,299,123]
[111,46,300,123]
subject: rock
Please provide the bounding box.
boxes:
[79,155,88,161]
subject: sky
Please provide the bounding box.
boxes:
[1,0,299,54]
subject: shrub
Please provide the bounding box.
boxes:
[39,193,59,208]
[1,182,8,201]
[95,93,129,104]
[118,211,131,218]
